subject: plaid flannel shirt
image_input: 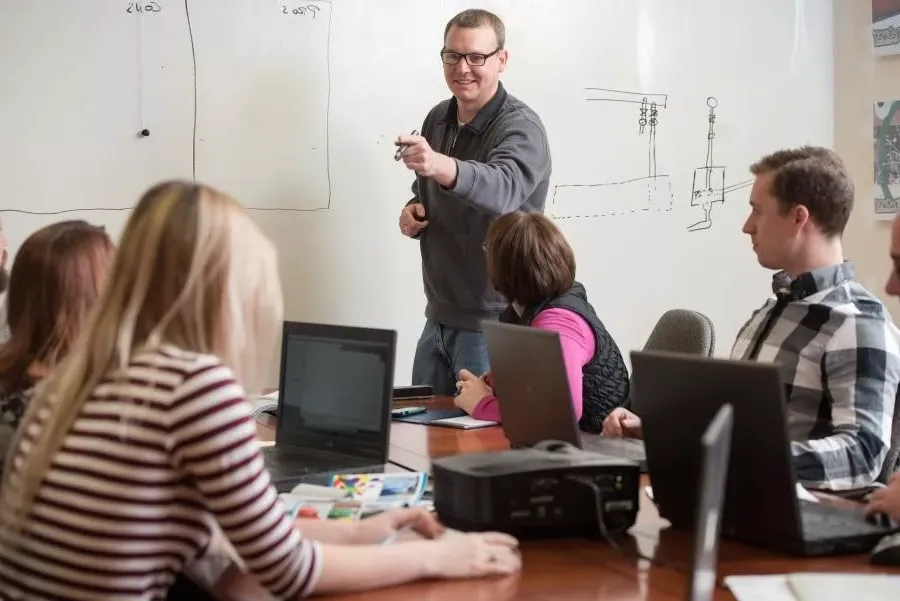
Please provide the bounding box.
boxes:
[731,261,900,491]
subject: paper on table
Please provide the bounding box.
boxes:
[787,573,900,601]
[795,483,819,503]
[434,415,498,429]
[249,390,279,417]
[642,484,817,504]
[726,573,900,601]
[725,575,798,601]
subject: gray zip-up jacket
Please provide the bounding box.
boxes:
[407,82,552,331]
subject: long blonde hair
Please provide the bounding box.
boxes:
[0,180,283,546]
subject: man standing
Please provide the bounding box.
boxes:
[396,9,552,395]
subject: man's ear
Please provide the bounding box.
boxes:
[497,49,508,73]
[792,203,810,234]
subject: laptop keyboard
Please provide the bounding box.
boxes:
[261,447,386,490]
[800,501,888,538]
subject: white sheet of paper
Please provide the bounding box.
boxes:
[725,575,798,601]
[787,573,900,601]
[434,416,498,429]
[727,573,900,601]
[795,483,819,503]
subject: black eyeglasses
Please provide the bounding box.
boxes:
[440,48,500,66]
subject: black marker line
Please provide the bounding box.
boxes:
[585,98,670,109]
[184,0,197,180]
[554,174,670,189]
[19,2,335,216]
[0,206,336,215]
[177,0,332,211]
[723,179,753,193]
[0,208,134,215]
[324,0,332,209]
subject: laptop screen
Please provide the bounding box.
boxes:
[275,322,395,462]
[687,403,733,601]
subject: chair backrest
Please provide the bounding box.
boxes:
[643,309,716,357]
[625,309,716,408]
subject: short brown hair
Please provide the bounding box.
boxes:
[750,145,854,237]
[444,9,506,49]
[0,220,113,394]
[485,211,575,307]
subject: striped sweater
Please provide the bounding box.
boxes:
[0,345,321,601]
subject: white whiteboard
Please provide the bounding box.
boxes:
[0,0,833,385]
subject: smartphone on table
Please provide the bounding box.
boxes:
[391,406,428,418]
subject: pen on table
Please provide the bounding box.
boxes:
[394,129,420,161]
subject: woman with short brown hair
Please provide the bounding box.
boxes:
[0,219,114,464]
[455,211,629,432]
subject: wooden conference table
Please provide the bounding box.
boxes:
[224,397,896,601]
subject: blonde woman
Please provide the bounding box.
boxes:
[0,181,520,600]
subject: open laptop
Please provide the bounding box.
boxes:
[480,320,647,469]
[260,321,395,492]
[686,403,733,601]
[631,350,896,556]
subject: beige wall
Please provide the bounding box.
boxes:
[836,0,900,321]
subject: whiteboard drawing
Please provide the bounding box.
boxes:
[687,97,752,232]
[189,0,333,212]
[551,88,673,220]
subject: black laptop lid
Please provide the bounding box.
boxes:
[481,320,582,448]
[630,350,803,542]
[686,403,733,601]
[275,321,396,463]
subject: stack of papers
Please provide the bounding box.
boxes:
[249,390,279,418]
[726,573,900,601]
[279,471,429,521]
[432,415,498,429]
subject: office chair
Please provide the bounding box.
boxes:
[625,309,716,408]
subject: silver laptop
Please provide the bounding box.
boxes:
[480,320,646,469]
[687,403,733,601]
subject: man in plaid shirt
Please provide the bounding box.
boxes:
[605,146,900,492]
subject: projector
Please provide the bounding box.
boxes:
[431,444,640,539]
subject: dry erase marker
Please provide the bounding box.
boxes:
[394,129,420,161]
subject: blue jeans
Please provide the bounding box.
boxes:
[411,319,491,396]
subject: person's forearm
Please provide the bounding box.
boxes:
[448,124,550,214]
[792,434,883,490]
[431,153,458,188]
[472,395,501,421]
[294,518,359,544]
[312,542,431,595]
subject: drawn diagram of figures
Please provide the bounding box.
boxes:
[551,88,673,220]
[686,97,752,232]
[687,97,724,232]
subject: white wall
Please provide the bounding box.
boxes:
[0,0,835,385]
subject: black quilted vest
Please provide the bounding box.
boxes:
[499,282,630,433]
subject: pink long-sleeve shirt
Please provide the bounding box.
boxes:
[472,308,596,422]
